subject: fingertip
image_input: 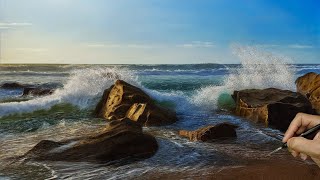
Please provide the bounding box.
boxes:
[283,132,292,143]
[282,136,288,143]
[291,150,298,157]
[300,153,308,160]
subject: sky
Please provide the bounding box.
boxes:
[0,0,319,64]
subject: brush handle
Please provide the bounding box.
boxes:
[300,124,320,137]
[282,123,320,148]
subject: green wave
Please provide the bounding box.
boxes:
[0,103,93,133]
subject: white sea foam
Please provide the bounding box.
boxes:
[191,44,296,110]
[0,67,138,117]
[144,89,194,113]
[0,45,298,116]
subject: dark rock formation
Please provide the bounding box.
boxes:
[22,87,54,96]
[296,72,320,114]
[23,119,158,163]
[1,82,54,97]
[94,80,177,126]
[179,123,238,142]
[232,88,314,131]
[0,82,28,89]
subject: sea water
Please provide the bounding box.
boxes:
[0,47,319,179]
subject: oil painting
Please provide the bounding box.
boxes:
[0,0,319,179]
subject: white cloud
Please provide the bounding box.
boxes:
[255,44,280,48]
[0,26,11,30]
[127,44,153,49]
[0,22,32,29]
[85,43,120,48]
[177,41,216,48]
[84,43,156,49]
[288,44,313,49]
[85,42,217,49]
[252,43,314,49]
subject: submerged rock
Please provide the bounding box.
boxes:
[0,82,29,89]
[1,82,55,96]
[232,88,313,131]
[94,80,177,126]
[23,119,158,163]
[179,123,238,142]
[296,72,320,114]
[22,87,54,96]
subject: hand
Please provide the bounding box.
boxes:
[282,113,320,167]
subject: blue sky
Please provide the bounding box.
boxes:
[0,0,319,64]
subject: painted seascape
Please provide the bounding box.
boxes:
[0,1,319,179]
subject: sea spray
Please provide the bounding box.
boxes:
[191,45,296,110]
[0,67,138,117]
[226,44,295,90]
[143,89,195,114]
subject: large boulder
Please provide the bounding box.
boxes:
[296,72,320,114]
[232,88,314,131]
[179,123,238,142]
[22,119,158,163]
[94,80,177,126]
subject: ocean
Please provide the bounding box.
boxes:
[0,54,320,178]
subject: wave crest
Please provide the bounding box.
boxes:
[0,67,138,117]
[191,45,296,110]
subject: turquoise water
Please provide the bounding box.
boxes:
[0,63,319,179]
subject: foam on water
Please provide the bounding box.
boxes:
[191,45,296,110]
[144,89,196,113]
[0,45,299,116]
[0,67,138,117]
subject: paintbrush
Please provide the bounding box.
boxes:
[268,123,320,156]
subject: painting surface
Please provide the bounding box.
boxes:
[0,1,319,179]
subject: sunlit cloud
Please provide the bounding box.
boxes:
[85,42,217,49]
[85,43,121,48]
[84,43,158,49]
[15,48,49,52]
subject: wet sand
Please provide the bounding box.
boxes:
[141,158,320,180]
[211,159,320,180]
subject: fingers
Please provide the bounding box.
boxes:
[283,113,305,142]
[283,113,319,142]
[314,131,320,141]
[295,126,307,135]
[290,149,299,157]
[289,150,307,160]
[287,137,320,157]
[299,153,308,160]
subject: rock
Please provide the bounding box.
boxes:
[94,80,178,126]
[232,88,314,131]
[296,72,320,114]
[22,87,54,96]
[179,123,238,142]
[1,82,57,96]
[23,119,158,163]
[309,88,320,114]
[0,82,28,89]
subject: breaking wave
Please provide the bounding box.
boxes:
[191,45,296,110]
[0,67,138,117]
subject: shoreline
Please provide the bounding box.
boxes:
[141,158,320,180]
